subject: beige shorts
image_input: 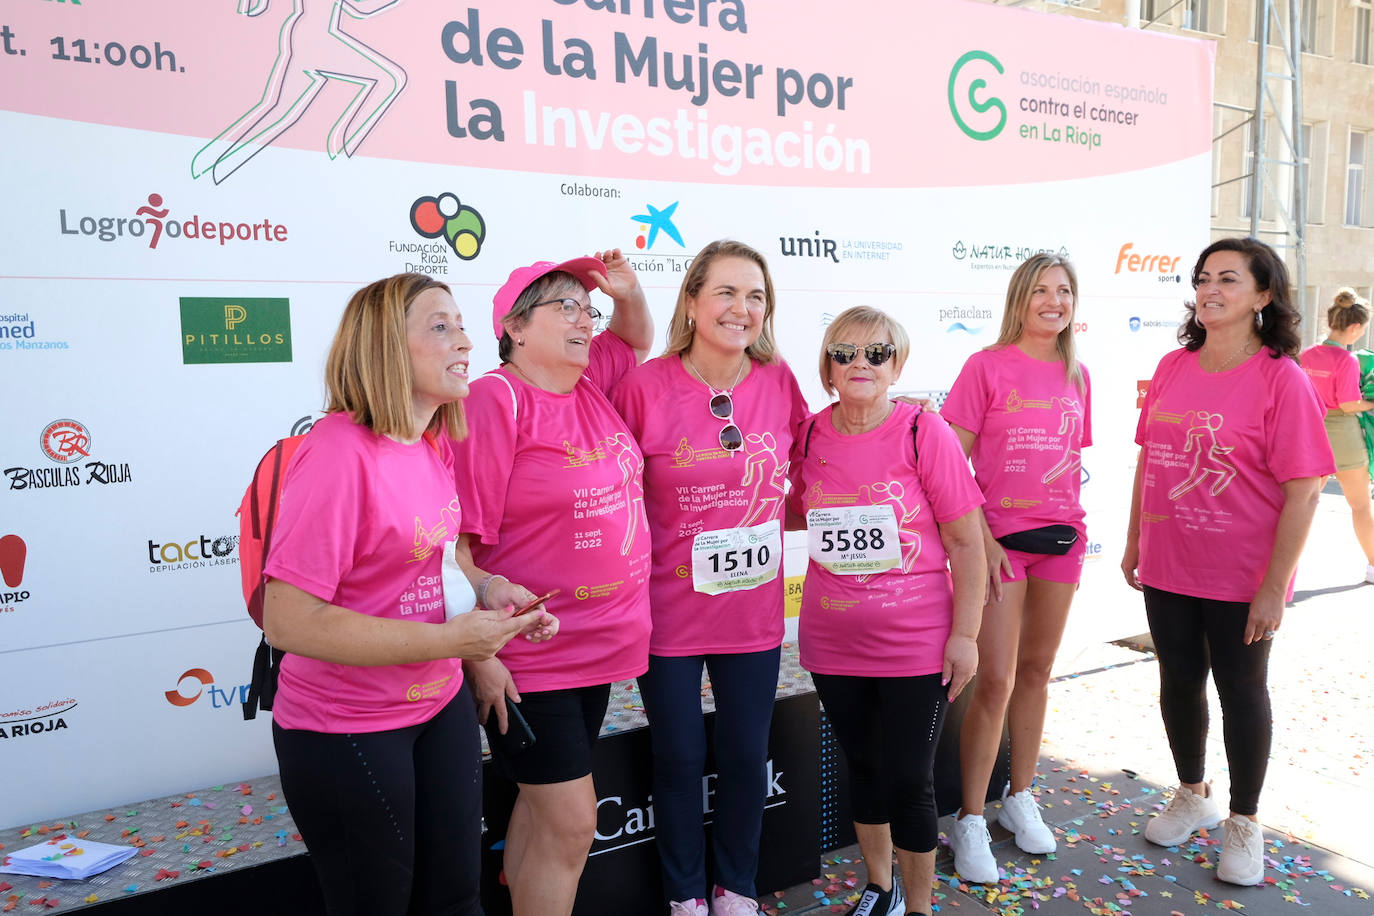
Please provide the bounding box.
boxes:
[1324,410,1370,472]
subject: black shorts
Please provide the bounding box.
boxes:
[485,683,611,785]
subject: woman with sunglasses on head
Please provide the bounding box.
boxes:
[610,240,809,916]
[262,274,558,916]
[940,253,1092,884]
[789,307,986,916]
[1123,238,1331,885]
[450,249,654,916]
[1300,289,1374,584]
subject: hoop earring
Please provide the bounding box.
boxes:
[1254,309,1264,331]
[687,317,695,330]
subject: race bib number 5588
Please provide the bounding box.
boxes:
[806,505,900,575]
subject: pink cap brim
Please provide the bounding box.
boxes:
[491,256,605,340]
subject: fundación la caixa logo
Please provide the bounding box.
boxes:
[180,298,292,364]
[948,50,1007,141]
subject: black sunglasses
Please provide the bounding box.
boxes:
[827,342,896,366]
[708,392,744,452]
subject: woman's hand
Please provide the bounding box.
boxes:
[985,538,1011,604]
[481,576,561,643]
[462,656,518,731]
[1120,538,1142,591]
[1244,589,1285,645]
[942,634,979,701]
[590,248,642,304]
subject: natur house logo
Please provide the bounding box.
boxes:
[180,298,292,364]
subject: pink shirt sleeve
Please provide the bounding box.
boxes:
[452,373,520,546]
[585,331,638,396]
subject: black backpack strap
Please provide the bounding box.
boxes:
[242,634,285,721]
[802,416,819,458]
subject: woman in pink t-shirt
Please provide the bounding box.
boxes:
[941,254,1092,884]
[1123,238,1333,886]
[263,274,557,916]
[610,240,809,916]
[788,307,985,916]
[451,251,654,916]
[1300,289,1374,583]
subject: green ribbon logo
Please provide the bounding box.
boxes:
[948,50,1007,141]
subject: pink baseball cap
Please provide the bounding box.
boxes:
[491,256,605,340]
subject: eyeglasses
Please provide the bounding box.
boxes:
[826,342,896,366]
[707,392,744,452]
[536,297,602,324]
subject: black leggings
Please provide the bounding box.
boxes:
[811,672,947,853]
[273,686,484,916]
[1143,586,1273,816]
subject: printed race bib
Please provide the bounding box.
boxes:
[806,505,901,575]
[690,521,782,595]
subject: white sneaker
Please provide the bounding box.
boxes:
[947,812,999,884]
[670,900,708,916]
[996,787,1056,854]
[1144,784,1221,847]
[1364,563,1374,585]
[1216,814,1265,885]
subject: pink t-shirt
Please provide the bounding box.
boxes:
[453,332,652,692]
[787,403,984,677]
[1300,343,1361,410]
[610,356,809,656]
[941,345,1093,539]
[264,412,464,733]
[1135,347,1335,602]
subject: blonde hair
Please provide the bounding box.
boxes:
[324,273,468,440]
[1328,287,1370,331]
[663,239,779,363]
[991,253,1084,392]
[818,306,911,397]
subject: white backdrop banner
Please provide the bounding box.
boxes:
[0,0,1213,827]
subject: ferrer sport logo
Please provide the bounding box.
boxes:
[59,193,290,250]
[5,419,133,491]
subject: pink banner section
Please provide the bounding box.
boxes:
[0,0,1213,187]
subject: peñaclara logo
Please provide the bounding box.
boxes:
[5,420,133,492]
[59,193,290,250]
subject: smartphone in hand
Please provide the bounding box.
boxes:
[513,588,560,616]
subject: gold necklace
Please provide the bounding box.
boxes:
[683,353,747,393]
[1203,339,1258,373]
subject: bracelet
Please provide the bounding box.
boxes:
[476,574,506,608]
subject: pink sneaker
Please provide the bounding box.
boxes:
[711,886,762,916]
[669,899,708,916]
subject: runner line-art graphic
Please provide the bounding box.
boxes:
[801,480,923,582]
[191,0,407,184]
[604,432,647,556]
[1167,410,1237,500]
[737,431,786,527]
[1040,396,1084,484]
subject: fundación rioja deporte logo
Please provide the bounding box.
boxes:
[180,297,292,364]
[948,50,1007,141]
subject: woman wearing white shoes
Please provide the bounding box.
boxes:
[1123,238,1332,885]
[940,254,1093,884]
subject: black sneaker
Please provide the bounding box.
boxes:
[848,881,904,916]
